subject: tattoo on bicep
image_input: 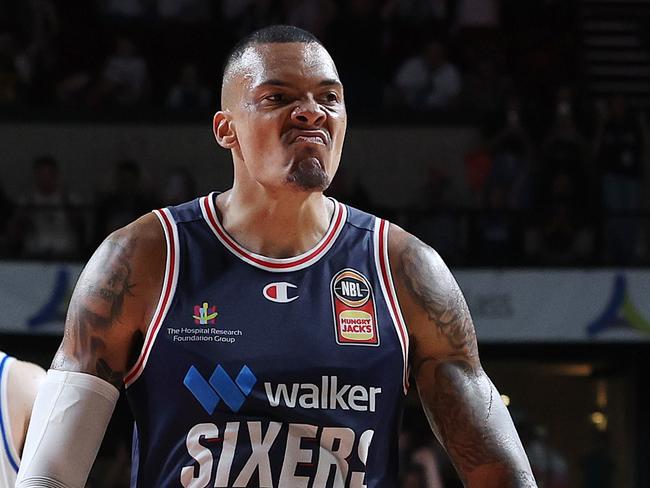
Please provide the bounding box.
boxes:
[96,357,124,387]
[399,237,476,352]
[84,241,136,325]
[54,239,137,387]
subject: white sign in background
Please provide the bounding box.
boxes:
[0,263,648,342]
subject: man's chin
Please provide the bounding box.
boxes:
[286,157,330,191]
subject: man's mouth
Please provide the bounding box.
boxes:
[288,129,329,145]
[294,135,326,145]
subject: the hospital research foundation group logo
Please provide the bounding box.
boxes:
[331,268,379,346]
[166,301,243,344]
[193,302,218,324]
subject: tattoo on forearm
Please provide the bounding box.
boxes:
[399,237,476,353]
[53,238,137,388]
[423,361,501,472]
[399,236,536,485]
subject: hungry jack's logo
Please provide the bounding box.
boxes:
[331,269,379,346]
[193,302,218,325]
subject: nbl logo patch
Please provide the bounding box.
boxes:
[331,268,379,346]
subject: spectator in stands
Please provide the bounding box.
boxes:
[12,156,83,259]
[409,440,445,488]
[220,0,283,40]
[539,87,590,206]
[0,184,15,256]
[282,0,337,41]
[523,424,570,488]
[457,0,499,30]
[392,40,462,110]
[95,159,154,243]
[166,63,211,111]
[156,0,210,23]
[487,96,532,209]
[101,0,148,24]
[471,97,530,263]
[90,37,150,107]
[580,431,614,488]
[413,167,465,264]
[12,0,60,104]
[473,183,522,265]
[159,167,197,206]
[329,0,382,111]
[400,463,428,488]
[594,94,645,211]
[526,171,594,265]
[0,32,21,104]
[461,53,512,115]
[593,94,647,263]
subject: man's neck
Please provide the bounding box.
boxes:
[215,187,334,259]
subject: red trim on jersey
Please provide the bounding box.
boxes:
[201,194,345,270]
[377,218,409,388]
[124,210,176,385]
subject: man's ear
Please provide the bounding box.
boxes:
[213,111,237,149]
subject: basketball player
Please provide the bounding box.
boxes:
[17,26,537,487]
[0,350,45,487]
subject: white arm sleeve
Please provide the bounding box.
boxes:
[15,369,120,488]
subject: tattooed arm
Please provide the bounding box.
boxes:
[15,214,165,487]
[52,212,166,387]
[389,225,537,488]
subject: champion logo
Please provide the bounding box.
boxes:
[184,364,257,414]
[263,282,299,303]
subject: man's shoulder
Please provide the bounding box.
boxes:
[386,223,449,290]
[95,212,166,290]
[108,212,165,252]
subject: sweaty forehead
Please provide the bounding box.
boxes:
[223,43,339,101]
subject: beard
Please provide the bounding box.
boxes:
[286,156,330,191]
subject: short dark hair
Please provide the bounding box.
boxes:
[223,25,324,80]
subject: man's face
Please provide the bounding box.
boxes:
[221,42,347,193]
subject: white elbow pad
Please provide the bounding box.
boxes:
[16,369,119,488]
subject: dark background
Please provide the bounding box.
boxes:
[1,0,650,486]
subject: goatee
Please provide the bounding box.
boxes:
[287,157,330,191]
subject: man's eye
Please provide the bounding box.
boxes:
[265,94,284,102]
[324,92,339,103]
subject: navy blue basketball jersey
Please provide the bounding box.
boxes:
[124,192,410,488]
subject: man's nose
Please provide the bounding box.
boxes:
[291,98,326,126]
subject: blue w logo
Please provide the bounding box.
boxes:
[183,364,257,414]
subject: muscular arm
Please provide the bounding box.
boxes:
[390,226,536,488]
[16,213,166,487]
[52,212,165,386]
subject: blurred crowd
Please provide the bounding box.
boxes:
[0,86,648,265]
[402,88,650,266]
[0,0,577,117]
[0,156,195,259]
[398,405,615,488]
[0,0,648,266]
